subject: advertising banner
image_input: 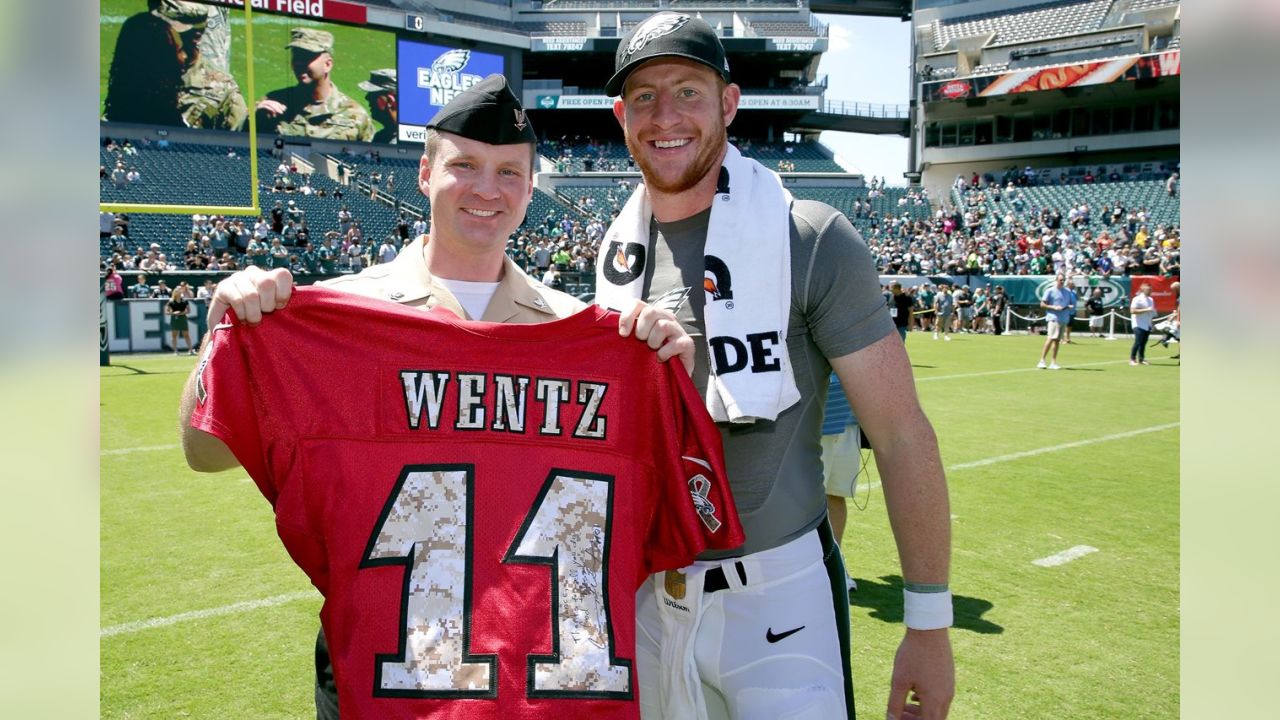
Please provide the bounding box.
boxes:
[106,299,210,353]
[534,95,614,110]
[1131,275,1178,313]
[204,0,368,25]
[397,40,505,142]
[101,0,394,142]
[531,37,591,52]
[923,50,1180,102]
[982,275,1131,309]
[766,37,825,52]
[534,94,821,110]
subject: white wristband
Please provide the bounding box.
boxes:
[903,589,953,630]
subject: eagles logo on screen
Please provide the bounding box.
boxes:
[418,48,483,107]
[623,13,689,62]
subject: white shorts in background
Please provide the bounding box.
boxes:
[1045,316,1063,340]
[821,426,862,498]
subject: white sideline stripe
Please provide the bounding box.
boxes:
[948,422,1179,470]
[101,443,180,456]
[101,591,316,638]
[918,358,1132,383]
[1033,545,1099,567]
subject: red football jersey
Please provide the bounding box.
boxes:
[190,287,742,719]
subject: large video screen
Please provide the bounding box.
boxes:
[395,39,506,144]
[100,0,398,144]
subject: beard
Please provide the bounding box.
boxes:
[625,116,727,195]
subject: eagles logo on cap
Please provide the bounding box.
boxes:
[606,12,730,97]
[623,13,689,62]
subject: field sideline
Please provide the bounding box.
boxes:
[101,331,1179,718]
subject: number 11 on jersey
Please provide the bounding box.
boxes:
[362,464,633,700]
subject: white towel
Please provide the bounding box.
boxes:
[595,144,799,423]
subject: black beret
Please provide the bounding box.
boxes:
[426,74,535,145]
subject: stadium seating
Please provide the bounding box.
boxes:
[100,143,258,207]
[932,0,1110,50]
[748,21,820,38]
[738,141,845,173]
[516,20,588,36]
[789,186,933,237]
[1128,0,1180,11]
[951,178,1180,236]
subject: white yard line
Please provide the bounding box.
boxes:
[1033,545,1099,567]
[917,357,1135,383]
[948,422,1179,471]
[100,443,180,456]
[101,591,317,638]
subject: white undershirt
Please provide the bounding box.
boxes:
[436,278,500,321]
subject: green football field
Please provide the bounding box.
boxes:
[100,331,1179,719]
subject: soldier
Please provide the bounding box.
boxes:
[196,3,232,74]
[104,0,247,131]
[357,68,398,144]
[256,28,374,142]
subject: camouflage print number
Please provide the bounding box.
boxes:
[362,465,496,698]
[505,469,633,698]
[362,464,631,701]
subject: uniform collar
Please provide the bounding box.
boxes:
[382,235,558,322]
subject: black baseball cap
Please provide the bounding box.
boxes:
[426,74,535,145]
[606,13,729,97]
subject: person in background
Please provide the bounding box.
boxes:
[1037,273,1072,369]
[1129,282,1155,366]
[255,28,374,142]
[890,281,913,343]
[129,274,153,299]
[1086,288,1106,337]
[933,283,954,341]
[165,287,196,355]
[989,285,1008,335]
[822,372,867,593]
[358,69,398,144]
[103,266,126,301]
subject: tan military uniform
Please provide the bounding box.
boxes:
[178,59,248,131]
[319,236,584,322]
[261,85,374,142]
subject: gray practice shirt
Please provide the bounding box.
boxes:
[643,200,893,558]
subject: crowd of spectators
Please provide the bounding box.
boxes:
[860,167,1180,280]
[502,209,607,293]
[539,137,635,174]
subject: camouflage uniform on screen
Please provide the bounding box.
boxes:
[358,68,398,144]
[178,60,248,130]
[197,5,232,74]
[258,29,374,142]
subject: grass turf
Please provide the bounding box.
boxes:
[101,330,1179,718]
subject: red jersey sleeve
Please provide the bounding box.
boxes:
[644,361,744,573]
[187,317,277,504]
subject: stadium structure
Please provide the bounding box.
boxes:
[100,0,1180,352]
